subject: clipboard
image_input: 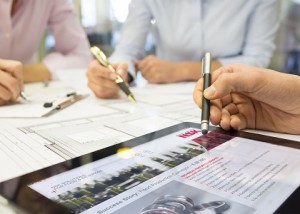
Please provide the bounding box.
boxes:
[0,92,87,118]
[1,123,300,213]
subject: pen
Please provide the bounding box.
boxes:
[90,46,136,103]
[20,91,30,102]
[201,53,212,135]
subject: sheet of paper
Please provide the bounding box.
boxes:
[55,68,90,94]
[0,128,65,182]
[0,82,86,118]
[30,128,300,214]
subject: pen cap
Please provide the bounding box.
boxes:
[202,53,211,75]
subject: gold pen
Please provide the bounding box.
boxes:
[90,46,136,102]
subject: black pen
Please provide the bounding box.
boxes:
[201,53,212,135]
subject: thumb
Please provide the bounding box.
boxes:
[203,73,240,100]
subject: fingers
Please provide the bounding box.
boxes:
[204,64,263,101]
[230,113,247,130]
[114,63,129,82]
[194,64,261,131]
[88,60,116,80]
[220,103,239,130]
[0,85,12,105]
[136,55,160,83]
[210,104,222,125]
[87,60,118,98]
[86,60,131,99]
[0,70,21,101]
[193,78,222,125]
[88,81,118,99]
[193,78,203,107]
[136,55,156,73]
[0,59,23,90]
[0,59,23,79]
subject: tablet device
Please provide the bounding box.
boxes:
[2,122,300,214]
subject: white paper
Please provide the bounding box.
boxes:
[0,82,86,118]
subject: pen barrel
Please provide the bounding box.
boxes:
[201,73,211,133]
[117,81,132,96]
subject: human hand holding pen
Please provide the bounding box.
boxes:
[193,64,300,134]
[87,60,129,99]
[88,47,136,102]
[0,59,24,106]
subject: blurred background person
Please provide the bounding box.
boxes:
[0,0,91,83]
[87,0,279,99]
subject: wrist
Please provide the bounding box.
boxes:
[174,62,200,81]
[24,63,51,83]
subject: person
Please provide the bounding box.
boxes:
[0,59,23,106]
[193,64,300,134]
[0,0,91,85]
[87,0,279,99]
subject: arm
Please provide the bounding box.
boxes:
[86,0,152,99]
[43,0,92,79]
[23,63,51,83]
[109,0,152,78]
[136,56,222,83]
[193,64,300,134]
[218,0,279,68]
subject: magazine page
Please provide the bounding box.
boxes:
[30,128,300,214]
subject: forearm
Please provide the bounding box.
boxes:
[23,63,51,83]
[175,61,222,81]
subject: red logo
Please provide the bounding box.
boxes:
[177,129,201,138]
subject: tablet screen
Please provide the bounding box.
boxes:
[28,123,300,214]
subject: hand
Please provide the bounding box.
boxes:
[87,60,129,99]
[193,64,300,134]
[136,55,181,84]
[0,59,23,106]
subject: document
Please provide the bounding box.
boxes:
[30,128,300,214]
[0,128,65,182]
[0,82,86,118]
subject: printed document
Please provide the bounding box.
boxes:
[30,128,300,214]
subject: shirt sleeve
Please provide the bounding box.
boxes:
[218,0,279,68]
[43,0,92,79]
[109,0,152,78]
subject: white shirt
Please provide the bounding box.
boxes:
[110,0,279,77]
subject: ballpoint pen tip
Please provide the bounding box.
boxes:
[128,94,137,103]
[20,91,30,102]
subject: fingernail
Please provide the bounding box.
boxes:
[204,86,216,98]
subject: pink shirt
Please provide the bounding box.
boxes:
[0,0,91,78]
[0,0,91,200]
